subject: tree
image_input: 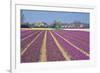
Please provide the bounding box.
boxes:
[34,22,45,28]
[21,11,25,25]
[53,20,62,29]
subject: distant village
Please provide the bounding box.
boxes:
[21,20,89,29]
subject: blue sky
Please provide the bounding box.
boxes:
[21,10,90,24]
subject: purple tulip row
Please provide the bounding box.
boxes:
[21,30,90,63]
